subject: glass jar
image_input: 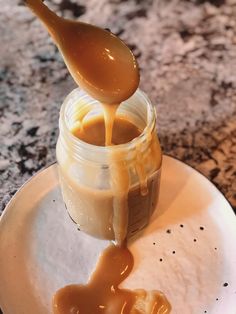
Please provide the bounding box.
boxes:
[56,88,162,242]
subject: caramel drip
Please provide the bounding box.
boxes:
[109,149,130,246]
[135,142,148,197]
[61,104,92,174]
[134,130,162,197]
[102,104,119,146]
[70,104,92,135]
[53,245,171,314]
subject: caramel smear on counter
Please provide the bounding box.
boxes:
[24,1,171,313]
[53,244,171,314]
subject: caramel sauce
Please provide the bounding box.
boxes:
[25,1,171,313]
[53,244,171,314]
[72,115,142,146]
[56,116,168,313]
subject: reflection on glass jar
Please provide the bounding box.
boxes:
[56,88,162,243]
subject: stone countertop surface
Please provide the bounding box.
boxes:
[0,0,236,213]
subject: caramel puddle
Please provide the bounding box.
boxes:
[53,245,171,314]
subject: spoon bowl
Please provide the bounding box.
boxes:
[25,0,139,104]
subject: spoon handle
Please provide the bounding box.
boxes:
[24,0,61,40]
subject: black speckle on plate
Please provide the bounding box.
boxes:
[180,224,184,228]
[194,239,197,242]
[166,229,171,234]
[223,282,228,287]
[153,242,156,245]
[159,258,163,262]
[172,251,176,254]
[200,226,204,230]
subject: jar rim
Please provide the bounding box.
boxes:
[60,88,156,154]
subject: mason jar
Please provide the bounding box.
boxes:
[56,88,162,242]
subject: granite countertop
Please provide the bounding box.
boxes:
[0,0,236,213]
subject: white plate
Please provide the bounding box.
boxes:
[0,156,236,314]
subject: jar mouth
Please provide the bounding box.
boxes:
[60,88,156,155]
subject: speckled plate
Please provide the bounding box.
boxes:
[0,156,236,314]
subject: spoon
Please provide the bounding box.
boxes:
[24,0,140,104]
